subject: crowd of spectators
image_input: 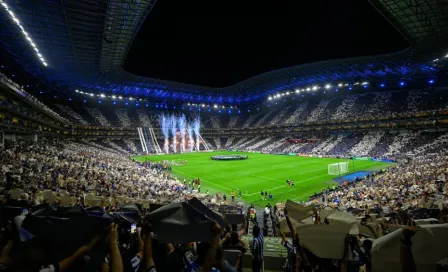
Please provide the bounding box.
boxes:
[1,75,448,271]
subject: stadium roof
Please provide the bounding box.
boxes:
[0,0,447,104]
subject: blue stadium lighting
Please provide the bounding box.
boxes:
[146,104,149,107]
[68,98,72,101]
[400,82,405,86]
[98,100,102,104]
[125,102,128,105]
[136,103,139,106]
[83,100,86,103]
[380,83,385,87]
[208,109,211,112]
[363,85,368,88]
[1,1,48,66]
[238,110,241,114]
[429,80,434,84]
[335,89,339,92]
[218,110,221,113]
[113,101,116,105]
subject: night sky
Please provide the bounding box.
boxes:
[123,0,409,87]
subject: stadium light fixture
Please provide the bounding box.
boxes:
[213,104,218,108]
[429,80,434,84]
[268,97,272,100]
[354,82,359,85]
[380,83,385,87]
[112,95,116,99]
[286,92,290,95]
[306,88,311,91]
[129,97,134,101]
[89,93,94,97]
[100,94,105,98]
[1,1,48,66]
[324,84,331,89]
[338,83,343,87]
[75,90,79,93]
[361,82,368,85]
[312,86,318,91]
[433,59,439,62]
[400,82,405,86]
[445,54,448,58]
[118,96,123,99]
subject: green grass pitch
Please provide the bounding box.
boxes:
[133,151,393,205]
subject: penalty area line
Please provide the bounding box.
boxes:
[174,169,234,192]
[245,172,331,196]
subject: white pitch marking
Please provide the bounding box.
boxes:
[245,173,331,196]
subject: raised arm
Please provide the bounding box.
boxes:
[284,208,297,238]
[201,222,221,272]
[109,223,124,272]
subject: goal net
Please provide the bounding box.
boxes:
[328,162,349,175]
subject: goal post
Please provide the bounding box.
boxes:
[328,162,349,175]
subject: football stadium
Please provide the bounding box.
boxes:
[1,0,448,271]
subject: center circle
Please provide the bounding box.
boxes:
[210,155,248,161]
